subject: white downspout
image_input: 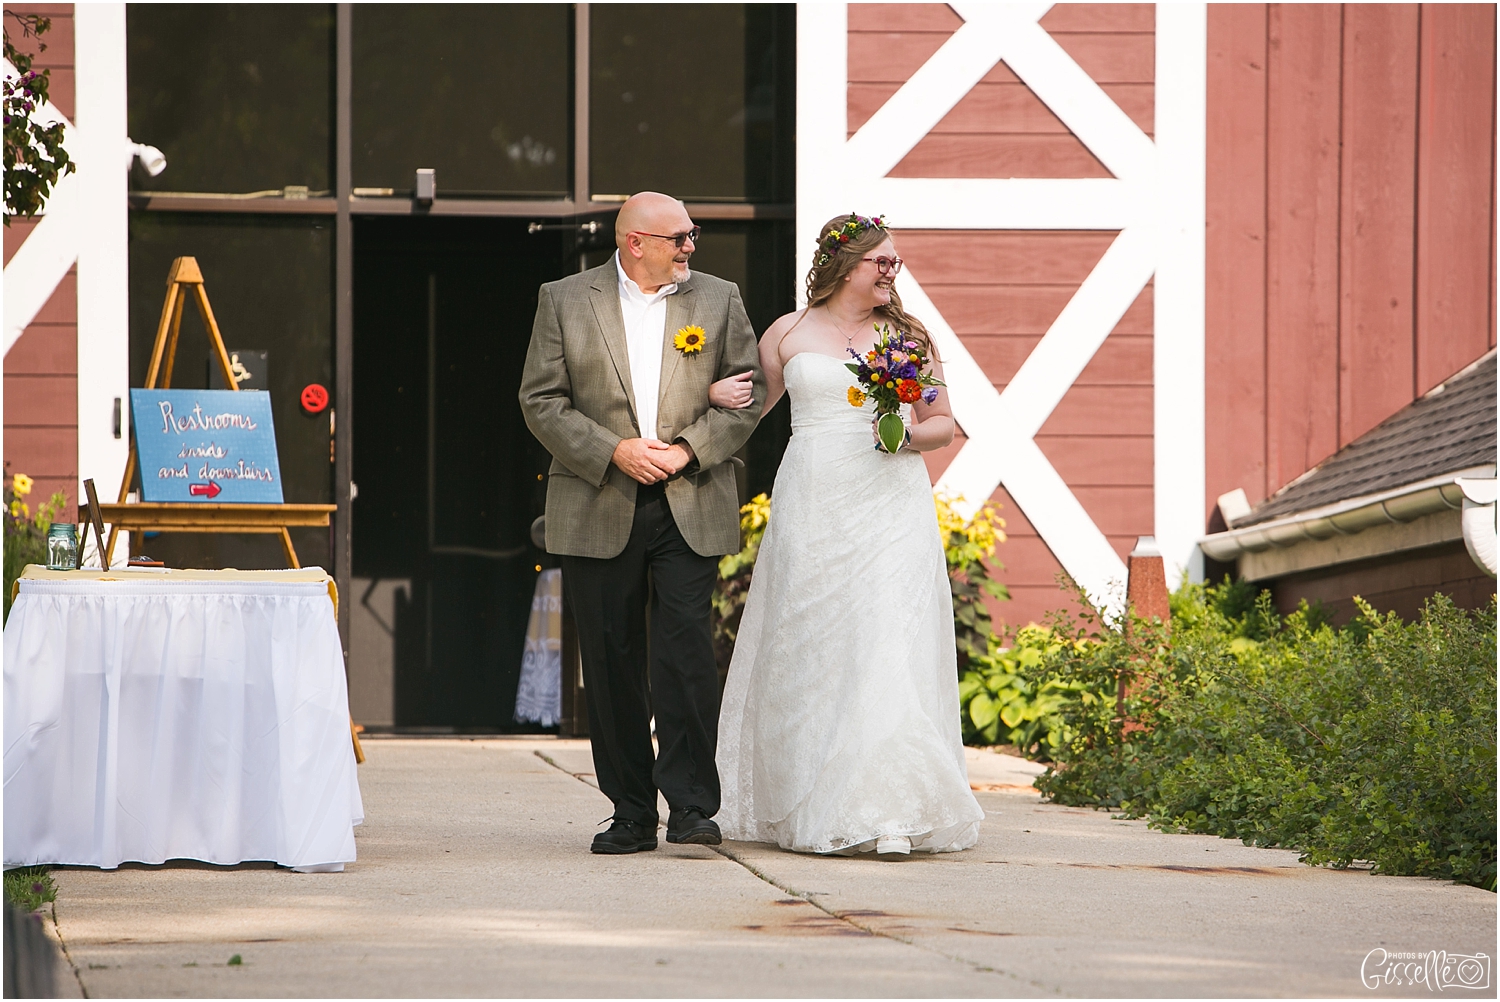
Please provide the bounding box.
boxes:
[1456,478,1497,578]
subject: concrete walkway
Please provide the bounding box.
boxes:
[41,738,1494,998]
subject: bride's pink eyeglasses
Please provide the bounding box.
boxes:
[862,256,903,276]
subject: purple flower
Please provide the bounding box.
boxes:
[922,387,939,404]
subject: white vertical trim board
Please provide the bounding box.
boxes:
[1154,4,1208,586]
[74,3,131,557]
[797,2,1209,618]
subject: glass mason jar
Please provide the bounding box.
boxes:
[46,522,78,570]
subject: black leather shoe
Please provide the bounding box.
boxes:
[591,819,658,855]
[666,808,722,845]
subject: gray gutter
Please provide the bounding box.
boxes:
[1199,465,1497,563]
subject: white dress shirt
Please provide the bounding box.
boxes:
[614,251,677,441]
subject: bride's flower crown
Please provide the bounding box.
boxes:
[816,213,887,267]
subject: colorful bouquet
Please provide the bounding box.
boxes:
[846,323,944,453]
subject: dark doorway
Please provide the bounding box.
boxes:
[351,216,570,730]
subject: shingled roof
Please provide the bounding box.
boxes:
[1240,350,1497,527]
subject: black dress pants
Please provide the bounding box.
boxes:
[559,483,721,827]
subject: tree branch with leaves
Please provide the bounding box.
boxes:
[4,10,73,224]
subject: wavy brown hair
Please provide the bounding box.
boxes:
[804,213,937,360]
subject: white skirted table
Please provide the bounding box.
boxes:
[4,566,363,872]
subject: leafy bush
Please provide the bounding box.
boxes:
[4,12,74,222]
[711,491,1009,675]
[958,625,1101,756]
[3,471,68,622]
[711,492,770,673]
[1028,580,1497,890]
[934,492,1009,669]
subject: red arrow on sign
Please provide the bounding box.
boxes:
[189,481,222,499]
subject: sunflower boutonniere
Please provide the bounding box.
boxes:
[673,325,707,354]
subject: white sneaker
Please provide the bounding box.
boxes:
[875,834,911,855]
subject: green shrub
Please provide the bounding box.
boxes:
[711,493,770,673]
[3,470,68,623]
[1030,580,1497,890]
[958,625,1103,757]
[933,492,1010,670]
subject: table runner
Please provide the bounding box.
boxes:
[4,571,363,871]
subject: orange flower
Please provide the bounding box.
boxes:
[896,379,923,403]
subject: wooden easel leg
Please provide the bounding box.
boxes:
[350,720,366,764]
[116,446,137,503]
[279,528,301,568]
[142,285,182,389]
[194,284,240,391]
[159,288,188,388]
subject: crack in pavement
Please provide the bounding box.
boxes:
[49,900,90,998]
[532,749,1061,996]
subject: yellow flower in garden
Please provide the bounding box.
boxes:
[674,325,707,353]
[847,386,866,407]
[12,473,33,496]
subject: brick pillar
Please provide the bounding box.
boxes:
[1126,536,1171,630]
[1119,536,1171,733]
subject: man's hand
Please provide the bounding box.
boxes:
[611,438,677,484]
[708,370,755,410]
[654,441,695,476]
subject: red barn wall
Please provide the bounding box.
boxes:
[851,4,1157,631]
[852,3,1495,631]
[1206,3,1497,517]
[3,3,78,518]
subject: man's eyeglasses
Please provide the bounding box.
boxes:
[863,256,903,276]
[633,226,701,249]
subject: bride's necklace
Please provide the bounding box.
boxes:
[827,307,874,350]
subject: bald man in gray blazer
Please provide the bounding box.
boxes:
[519,192,764,854]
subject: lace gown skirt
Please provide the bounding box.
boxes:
[717,353,983,854]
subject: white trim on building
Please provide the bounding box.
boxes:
[75,3,131,540]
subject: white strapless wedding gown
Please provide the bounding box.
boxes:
[717,352,983,854]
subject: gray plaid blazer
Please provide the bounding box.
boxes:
[519,262,765,559]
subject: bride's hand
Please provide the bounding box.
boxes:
[709,371,756,409]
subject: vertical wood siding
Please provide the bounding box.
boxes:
[1338,4,1421,447]
[1205,3,1269,509]
[850,4,1156,631]
[1414,4,1498,393]
[1207,3,1497,520]
[1264,4,1344,500]
[3,3,78,517]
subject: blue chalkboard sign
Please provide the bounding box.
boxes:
[130,389,284,503]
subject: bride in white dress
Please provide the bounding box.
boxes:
[716,214,983,855]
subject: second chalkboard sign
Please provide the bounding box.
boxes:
[129,388,285,504]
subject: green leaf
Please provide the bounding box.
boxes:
[969,692,1000,730]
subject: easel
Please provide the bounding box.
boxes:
[100,257,336,567]
[93,257,361,765]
